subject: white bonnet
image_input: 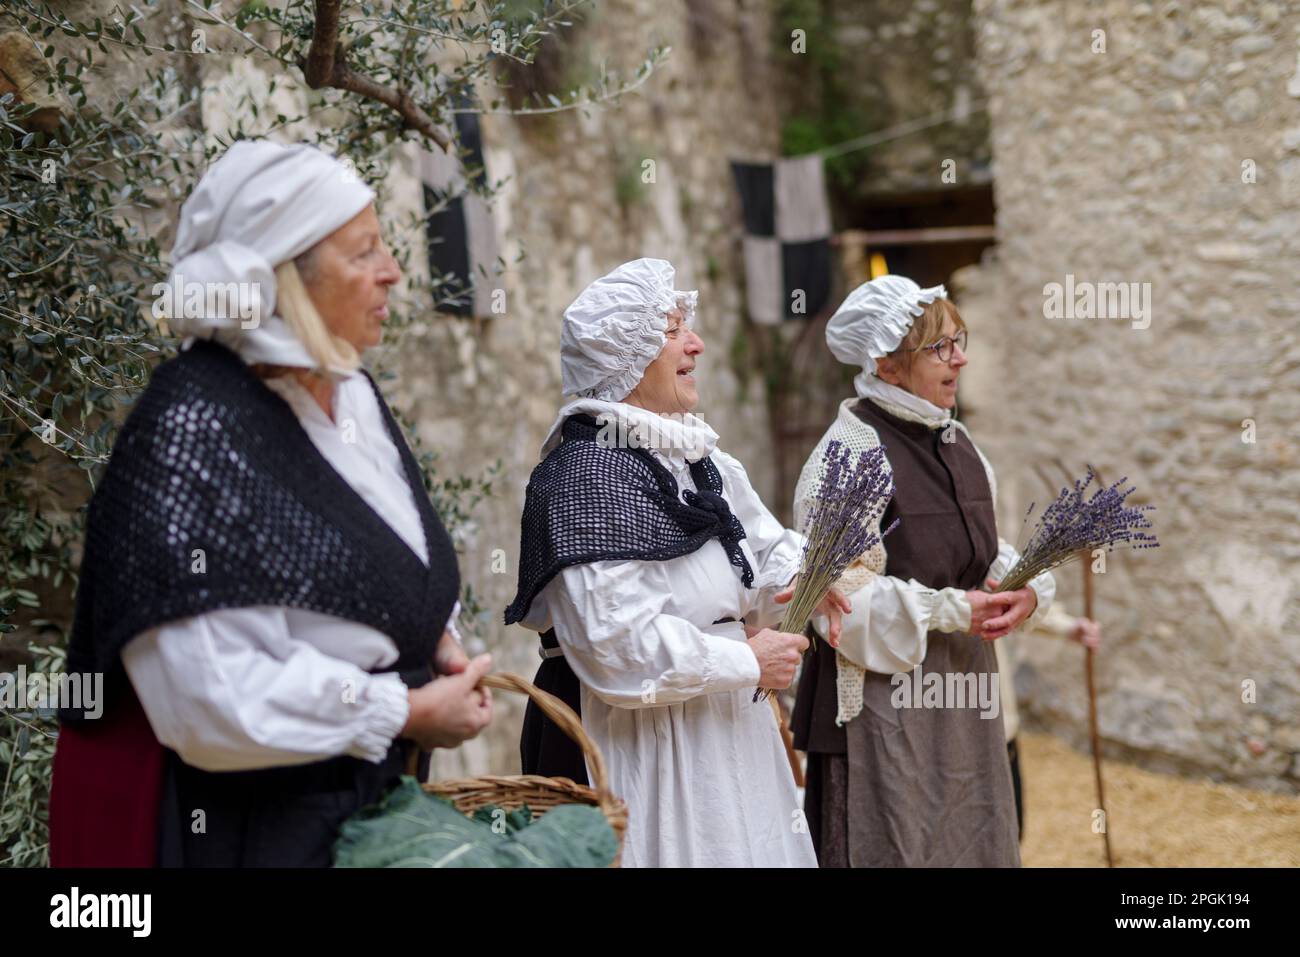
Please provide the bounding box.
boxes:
[825,274,948,374]
[160,139,376,367]
[560,258,698,401]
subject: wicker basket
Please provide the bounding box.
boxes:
[420,672,628,867]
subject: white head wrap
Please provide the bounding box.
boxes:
[560,258,699,401]
[159,139,376,368]
[824,274,948,376]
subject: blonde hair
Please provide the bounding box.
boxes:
[272,258,362,376]
[885,297,967,375]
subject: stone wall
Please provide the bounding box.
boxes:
[957,0,1300,791]
[818,0,992,193]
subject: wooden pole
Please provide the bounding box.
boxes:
[1081,550,1114,867]
[1037,460,1114,867]
[770,694,805,788]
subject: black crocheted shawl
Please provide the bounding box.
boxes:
[504,413,754,625]
[61,338,461,722]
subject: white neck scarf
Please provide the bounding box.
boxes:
[202,316,319,369]
[853,370,954,431]
[539,398,719,470]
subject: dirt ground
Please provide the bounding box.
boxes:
[1017,731,1300,867]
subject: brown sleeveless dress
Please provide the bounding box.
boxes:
[791,398,1020,867]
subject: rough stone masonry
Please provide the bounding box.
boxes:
[956,0,1300,792]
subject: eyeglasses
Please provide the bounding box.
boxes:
[908,329,968,363]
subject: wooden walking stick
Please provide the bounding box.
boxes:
[1081,541,1114,867]
[1037,461,1114,867]
[770,694,805,788]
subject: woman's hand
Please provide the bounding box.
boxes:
[975,577,1037,640]
[1069,617,1102,650]
[774,580,852,647]
[747,629,810,690]
[402,653,494,750]
[432,629,470,675]
[966,590,1012,638]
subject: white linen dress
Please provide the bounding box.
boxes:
[518,400,818,868]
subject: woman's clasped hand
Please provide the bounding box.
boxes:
[968,577,1039,641]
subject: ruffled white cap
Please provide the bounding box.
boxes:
[160,140,376,368]
[560,258,699,401]
[825,275,948,375]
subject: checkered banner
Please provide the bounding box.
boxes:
[730,154,833,325]
[418,111,500,318]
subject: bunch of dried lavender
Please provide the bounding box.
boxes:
[754,440,898,702]
[994,467,1158,594]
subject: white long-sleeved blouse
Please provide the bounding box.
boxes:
[518,400,818,868]
[121,363,456,772]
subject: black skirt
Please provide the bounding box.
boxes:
[519,630,589,786]
[156,742,417,867]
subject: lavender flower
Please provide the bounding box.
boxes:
[994,467,1159,594]
[755,439,898,702]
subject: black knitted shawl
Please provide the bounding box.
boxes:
[61,338,461,722]
[503,413,754,625]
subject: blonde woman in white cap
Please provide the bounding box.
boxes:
[505,258,849,867]
[50,140,491,868]
[789,275,1057,867]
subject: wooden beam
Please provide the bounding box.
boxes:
[834,225,997,247]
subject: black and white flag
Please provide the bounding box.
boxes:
[419,111,500,318]
[730,154,833,324]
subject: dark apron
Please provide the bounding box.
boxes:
[156,663,435,868]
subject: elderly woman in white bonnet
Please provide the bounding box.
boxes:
[788,274,1058,867]
[50,140,491,868]
[504,258,849,868]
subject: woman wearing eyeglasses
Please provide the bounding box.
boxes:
[790,275,1057,867]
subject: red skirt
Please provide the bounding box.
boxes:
[49,684,164,868]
